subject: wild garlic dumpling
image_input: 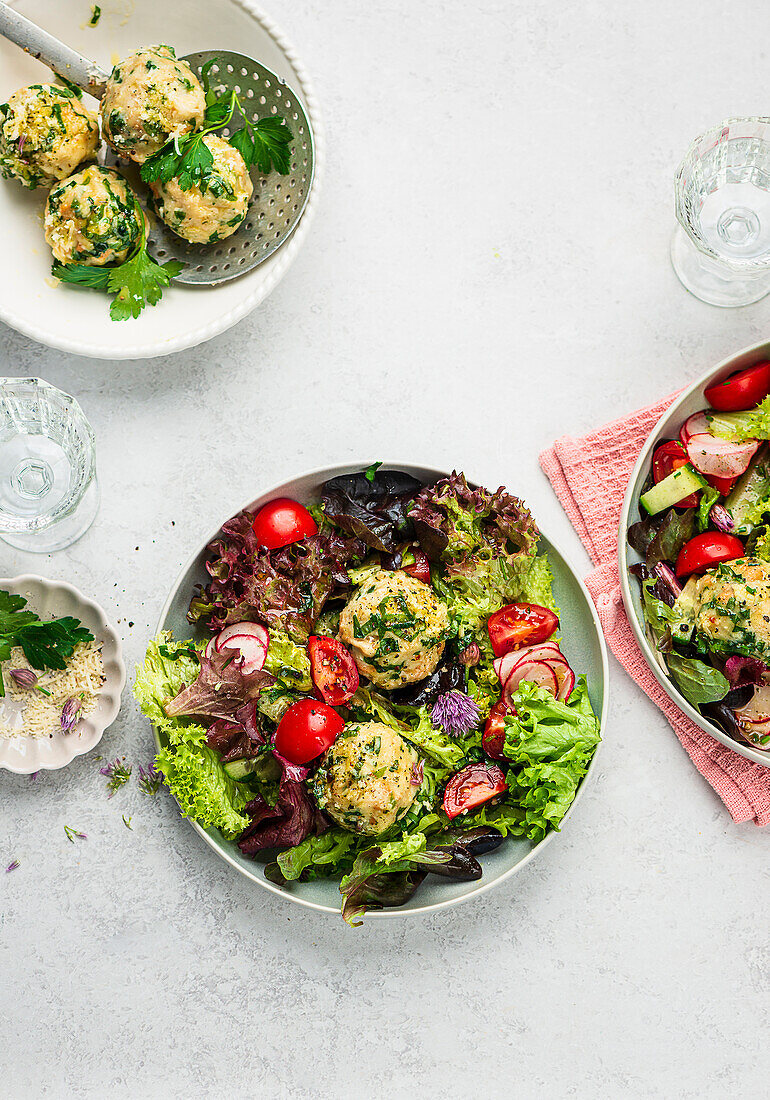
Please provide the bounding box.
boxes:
[149,133,253,243]
[310,723,419,835]
[101,45,205,164]
[339,569,449,690]
[45,166,146,266]
[0,84,99,189]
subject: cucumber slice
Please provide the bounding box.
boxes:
[223,758,258,780]
[640,464,707,516]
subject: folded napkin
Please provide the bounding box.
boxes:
[541,393,770,826]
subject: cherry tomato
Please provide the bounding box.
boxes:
[487,603,559,658]
[403,549,431,584]
[273,699,344,764]
[252,498,318,550]
[442,763,508,820]
[482,701,511,761]
[675,532,745,577]
[652,440,699,508]
[704,361,770,412]
[704,472,737,497]
[308,636,359,705]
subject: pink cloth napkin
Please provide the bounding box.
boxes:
[541,393,770,826]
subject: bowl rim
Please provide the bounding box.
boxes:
[152,461,610,918]
[0,0,325,360]
[618,337,770,768]
[0,573,126,773]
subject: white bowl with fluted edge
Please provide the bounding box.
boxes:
[0,0,323,359]
[152,463,609,919]
[619,338,770,767]
[0,575,125,773]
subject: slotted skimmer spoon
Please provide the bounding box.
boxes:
[0,4,315,284]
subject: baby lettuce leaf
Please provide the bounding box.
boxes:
[238,769,326,854]
[163,646,273,722]
[320,468,422,553]
[154,724,250,839]
[665,652,730,706]
[502,678,601,844]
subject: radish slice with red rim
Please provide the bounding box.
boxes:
[215,622,269,652]
[494,642,565,686]
[680,411,710,444]
[553,662,576,701]
[685,433,759,478]
[503,660,559,705]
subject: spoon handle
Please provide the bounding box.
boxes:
[0,3,109,98]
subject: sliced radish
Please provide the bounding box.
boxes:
[215,622,269,652]
[680,411,710,445]
[552,662,576,701]
[204,637,217,659]
[494,643,564,686]
[503,660,559,705]
[685,433,759,478]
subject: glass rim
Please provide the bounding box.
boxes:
[0,376,96,534]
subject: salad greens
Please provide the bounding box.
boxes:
[135,470,601,922]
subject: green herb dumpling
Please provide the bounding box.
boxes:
[101,45,206,164]
[148,133,253,243]
[44,165,146,266]
[0,84,99,189]
[310,723,419,835]
[339,569,449,690]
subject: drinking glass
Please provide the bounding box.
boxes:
[0,378,99,552]
[672,117,770,307]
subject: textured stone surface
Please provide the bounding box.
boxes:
[1,1,769,1097]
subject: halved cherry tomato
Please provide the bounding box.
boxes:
[273,699,344,764]
[675,532,745,577]
[704,472,737,497]
[704,361,770,412]
[308,636,359,705]
[487,603,559,658]
[252,498,318,550]
[403,549,431,584]
[652,440,699,508]
[443,763,508,820]
[482,700,511,761]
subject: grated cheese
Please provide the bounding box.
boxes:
[0,641,106,739]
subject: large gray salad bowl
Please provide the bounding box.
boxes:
[619,339,770,768]
[156,463,609,917]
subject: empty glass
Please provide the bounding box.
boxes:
[672,117,770,307]
[0,378,99,552]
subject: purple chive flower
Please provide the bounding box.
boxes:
[29,771,39,782]
[138,761,162,796]
[431,690,481,737]
[458,642,481,668]
[60,697,83,732]
[63,825,87,843]
[9,668,38,689]
[17,134,26,157]
[410,760,424,787]
[6,859,20,873]
[100,757,131,796]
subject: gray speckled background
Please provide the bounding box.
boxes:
[2,1,769,1097]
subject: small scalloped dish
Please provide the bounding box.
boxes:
[0,575,125,773]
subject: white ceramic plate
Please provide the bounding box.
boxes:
[0,574,125,773]
[0,0,323,359]
[154,464,609,918]
[619,339,770,767]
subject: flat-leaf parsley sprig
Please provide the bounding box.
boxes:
[52,214,183,322]
[140,58,293,190]
[0,590,93,697]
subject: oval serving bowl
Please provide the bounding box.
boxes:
[0,575,126,773]
[154,463,609,918]
[0,0,323,359]
[619,338,770,768]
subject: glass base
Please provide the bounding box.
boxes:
[0,477,100,552]
[670,225,770,306]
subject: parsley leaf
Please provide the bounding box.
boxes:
[0,590,93,696]
[53,216,183,322]
[140,72,293,190]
